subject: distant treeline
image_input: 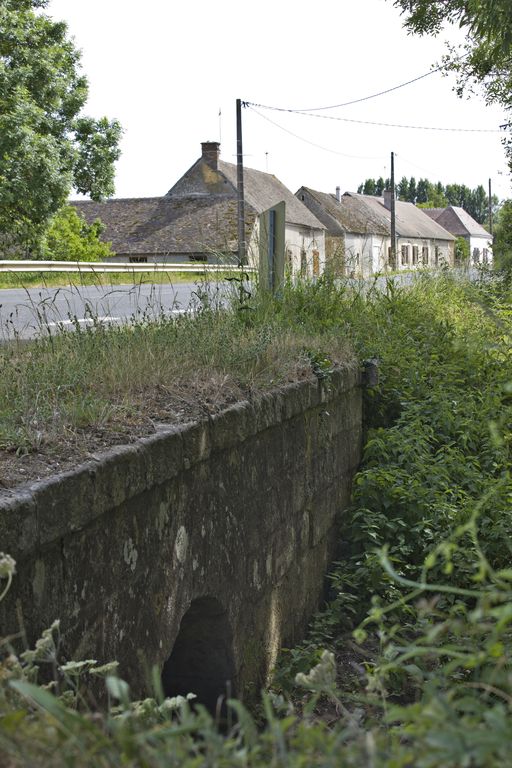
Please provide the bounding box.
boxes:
[357,176,498,225]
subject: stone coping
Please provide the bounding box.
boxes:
[1,365,360,559]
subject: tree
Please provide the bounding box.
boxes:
[397,176,410,201]
[392,0,512,170]
[408,176,417,203]
[454,235,470,265]
[0,0,122,255]
[357,175,495,220]
[493,199,512,269]
[43,206,112,262]
[468,185,488,224]
[363,178,377,195]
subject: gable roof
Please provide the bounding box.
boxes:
[347,194,455,241]
[220,162,324,229]
[423,206,491,239]
[167,158,324,230]
[298,188,455,241]
[72,143,325,257]
[296,187,389,236]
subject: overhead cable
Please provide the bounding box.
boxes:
[249,107,383,159]
[247,66,444,113]
[246,103,501,133]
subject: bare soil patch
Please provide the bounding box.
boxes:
[0,370,318,491]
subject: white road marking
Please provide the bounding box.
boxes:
[47,316,120,327]
[46,310,188,328]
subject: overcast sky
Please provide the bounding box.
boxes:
[47,0,511,201]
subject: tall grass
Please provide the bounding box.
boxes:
[1,271,512,766]
[0,276,353,453]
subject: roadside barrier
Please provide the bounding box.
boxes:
[0,260,257,273]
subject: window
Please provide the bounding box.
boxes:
[401,244,409,265]
[412,245,419,265]
[422,246,429,265]
[473,247,481,264]
[483,248,489,263]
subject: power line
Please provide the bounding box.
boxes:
[248,66,444,113]
[247,103,501,133]
[248,107,383,160]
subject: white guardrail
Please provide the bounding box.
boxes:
[0,260,257,273]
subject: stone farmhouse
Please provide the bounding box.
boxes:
[422,206,492,265]
[73,142,325,277]
[296,186,456,277]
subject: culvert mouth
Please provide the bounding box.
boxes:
[161,596,237,715]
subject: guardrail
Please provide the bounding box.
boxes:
[0,260,257,273]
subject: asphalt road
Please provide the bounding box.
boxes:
[0,268,477,340]
[0,281,228,340]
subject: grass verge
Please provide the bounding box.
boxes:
[0,269,252,289]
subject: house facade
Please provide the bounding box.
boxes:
[296,187,455,277]
[73,142,325,277]
[296,186,388,276]
[423,206,492,265]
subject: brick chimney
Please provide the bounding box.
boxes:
[383,188,396,210]
[201,141,221,170]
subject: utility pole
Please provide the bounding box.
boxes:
[488,177,493,235]
[236,99,246,266]
[390,151,396,269]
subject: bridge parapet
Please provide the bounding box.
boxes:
[0,365,362,704]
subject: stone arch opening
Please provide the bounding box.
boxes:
[161,596,237,714]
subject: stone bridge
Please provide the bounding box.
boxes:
[1,366,362,708]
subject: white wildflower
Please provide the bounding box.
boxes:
[295,650,337,692]
[0,553,16,580]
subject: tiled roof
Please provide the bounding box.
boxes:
[423,206,491,239]
[218,163,324,230]
[298,188,455,241]
[350,194,455,240]
[73,152,323,257]
[296,187,389,236]
[72,196,254,256]
[422,208,444,221]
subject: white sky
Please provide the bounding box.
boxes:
[47,0,511,201]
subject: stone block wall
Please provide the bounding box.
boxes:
[0,364,362,702]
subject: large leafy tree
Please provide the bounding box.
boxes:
[0,0,122,255]
[392,0,512,170]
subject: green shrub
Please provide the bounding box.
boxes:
[43,205,113,262]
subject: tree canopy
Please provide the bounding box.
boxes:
[357,176,498,225]
[392,0,512,170]
[0,0,122,254]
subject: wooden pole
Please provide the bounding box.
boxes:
[236,99,246,265]
[390,151,396,268]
